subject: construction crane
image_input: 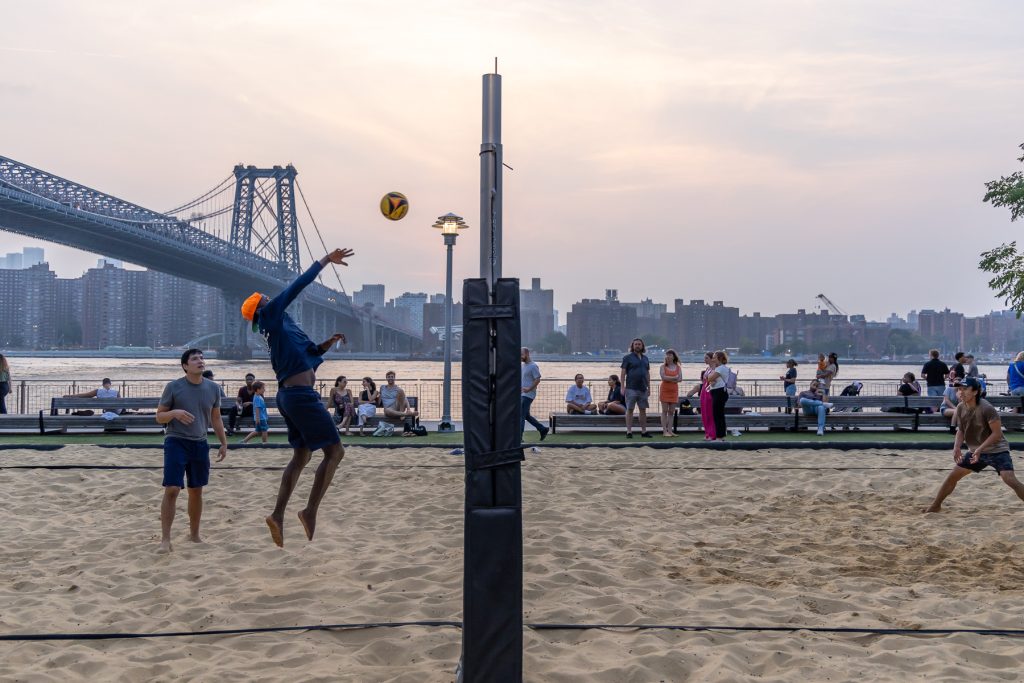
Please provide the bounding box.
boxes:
[816,293,847,317]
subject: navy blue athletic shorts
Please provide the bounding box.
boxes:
[276,385,341,451]
[162,436,211,489]
[957,450,1014,473]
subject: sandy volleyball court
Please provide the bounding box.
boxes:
[1,445,1023,681]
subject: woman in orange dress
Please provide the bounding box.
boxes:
[659,349,682,436]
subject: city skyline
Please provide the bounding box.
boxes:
[2,2,1023,321]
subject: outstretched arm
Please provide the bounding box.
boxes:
[264,248,356,319]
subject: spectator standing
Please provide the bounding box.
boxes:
[780,359,798,403]
[704,350,732,440]
[330,376,355,435]
[0,354,10,414]
[1008,352,1024,397]
[921,350,950,397]
[620,338,652,439]
[598,375,626,415]
[565,374,597,414]
[798,379,834,436]
[155,349,227,553]
[658,349,682,437]
[950,352,966,382]
[242,382,270,444]
[686,352,717,440]
[520,347,549,441]
[821,352,839,396]
[226,373,257,435]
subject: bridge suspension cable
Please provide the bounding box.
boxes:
[162,174,235,215]
[295,180,357,313]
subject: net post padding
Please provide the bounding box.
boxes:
[460,277,524,682]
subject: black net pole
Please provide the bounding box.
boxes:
[459,277,524,682]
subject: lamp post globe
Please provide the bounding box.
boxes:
[432,212,468,432]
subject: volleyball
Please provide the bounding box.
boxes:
[379,192,409,221]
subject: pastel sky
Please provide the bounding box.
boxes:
[2,1,1023,323]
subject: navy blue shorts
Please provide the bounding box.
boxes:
[957,451,1014,473]
[276,386,341,451]
[163,437,210,489]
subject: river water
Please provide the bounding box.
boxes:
[7,356,1009,384]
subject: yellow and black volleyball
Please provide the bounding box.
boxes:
[379,192,409,221]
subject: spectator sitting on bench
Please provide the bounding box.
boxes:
[64,377,119,399]
[939,380,960,419]
[380,371,417,435]
[225,373,256,435]
[899,372,922,396]
[797,379,834,437]
[565,374,597,414]
[356,377,379,429]
[598,375,626,415]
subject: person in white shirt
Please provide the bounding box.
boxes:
[64,377,120,399]
[565,374,597,414]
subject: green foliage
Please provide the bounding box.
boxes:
[536,331,570,354]
[983,143,1024,222]
[887,328,929,356]
[644,334,671,349]
[738,339,761,354]
[979,242,1024,318]
[980,144,1024,317]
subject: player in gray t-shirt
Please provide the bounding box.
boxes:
[155,349,227,553]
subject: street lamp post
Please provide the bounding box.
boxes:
[433,212,468,432]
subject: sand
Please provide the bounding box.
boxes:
[1,445,1023,682]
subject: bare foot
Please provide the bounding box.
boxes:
[157,540,172,554]
[297,509,315,541]
[266,515,284,547]
[190,534,202,543]
[922,504,941,514]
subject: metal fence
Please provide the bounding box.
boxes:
[3,377,1009,419]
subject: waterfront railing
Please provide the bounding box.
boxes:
[3,378,1007,419]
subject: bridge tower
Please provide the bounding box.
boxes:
[222,164,302,356]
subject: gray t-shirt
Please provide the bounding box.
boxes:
[380,384,400,409]
[521,361,541,399]
[159,377,222,441]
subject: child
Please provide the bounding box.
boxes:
[242,381,269,444]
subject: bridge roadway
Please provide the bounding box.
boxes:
[0,155,419,352]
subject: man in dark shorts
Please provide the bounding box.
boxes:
[619,337,652,438]
[241,247,353,547]
[923,377,1024,513]
[156,348,227,553]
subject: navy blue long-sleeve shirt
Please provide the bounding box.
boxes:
[257,261,327,383]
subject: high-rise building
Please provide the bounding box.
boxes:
[393,292,428,334]
[667,300,740,352]
[81,262,128,348]
[1,252,23,270]
[623,298,667,339]
[567,290,637,352]
[354,284,386,309]
[0,263,57,348]
[23,247,44,267]
[520,278,555,348]
[917,309,964,353]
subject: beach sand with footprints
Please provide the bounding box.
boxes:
[2,445,1023,681]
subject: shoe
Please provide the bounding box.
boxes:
[539,427,549,441]
[816,428,824,436]
[626,433,633,439]
[823,402,835,410]
[584,410,593,415]
[641,432,653,438]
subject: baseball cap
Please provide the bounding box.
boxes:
[958,377,982,392]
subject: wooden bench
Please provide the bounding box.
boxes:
[549,412,667,434]
[0,413,45,434]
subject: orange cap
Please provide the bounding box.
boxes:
[241,292,263,331]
